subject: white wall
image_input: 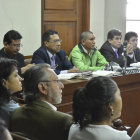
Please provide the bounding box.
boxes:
[104,0,127,41]
[0,0,126,55]
[90,0,105,49]
[90,0,126,49]
[0,0,41,56]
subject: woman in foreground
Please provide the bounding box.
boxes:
[68,76,130,140]
[0,58,22,125]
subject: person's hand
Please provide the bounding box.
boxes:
[126,43,134,55]
[21,64,35,74]
[68,67,79,73]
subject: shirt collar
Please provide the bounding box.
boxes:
[43,100,57,111]
[81,45,93,55]
[111,46,118,52]
[47,50,56,59]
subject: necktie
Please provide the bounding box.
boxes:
[115,50,119,59]
[51,55,55,69]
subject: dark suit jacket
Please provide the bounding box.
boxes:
[134,47,140,62]
[100,41,134,67]
[31,46,73,74]
[0,48,25,75]
[10,99,72,140]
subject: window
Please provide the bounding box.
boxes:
[126,0,140,46]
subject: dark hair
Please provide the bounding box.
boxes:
[124,31,138,41]
[42,30,58,45]
[23,63,50,104]
[107,29,122,40]
[79,31,93,42]
[0,58,17,106]
[3,30,22,45]
[73,76,118,129]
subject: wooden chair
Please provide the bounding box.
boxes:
[24,55,32,65]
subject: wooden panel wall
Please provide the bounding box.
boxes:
[42,0,90,55]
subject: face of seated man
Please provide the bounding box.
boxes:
[108,35,122,49]
[128,36,138,50]
[39,68,64,104]
[44,34,62,55]
[4,39,21,56]
[81,33,96,53]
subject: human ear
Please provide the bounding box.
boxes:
[108,104,114,116]
[81,39,86,45]
[38,83,48,96]
[2,79,9,89]
[4,42,9,48]
[108,39,112,44]
[44,41,49,47]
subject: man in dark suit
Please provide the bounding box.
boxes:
[100,29,134,67]
[32,30,78,74]
[124,31,140,62]
[10,64,72,140]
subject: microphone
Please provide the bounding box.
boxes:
[122,41,127,75]
[123,41,127,56]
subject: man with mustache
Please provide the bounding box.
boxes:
[32,30,79,74]
[68,31,107,71]
[10,64,72,140]
[0,30,34,75]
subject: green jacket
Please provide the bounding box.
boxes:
[10,99,72,140]
[68,43,108,71]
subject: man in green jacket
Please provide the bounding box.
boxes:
[68,31,107,71]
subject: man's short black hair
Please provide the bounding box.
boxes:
[107,29,122,40]
[42,30,58,45]
[79,31,93,43]
[124,31,138,41]
[3,30,22,45]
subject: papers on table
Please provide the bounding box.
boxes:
[58,73,80,80]
[92,70,116,76]
[130,62,140,67]
[58,70,117,80]
[58,71,93,80]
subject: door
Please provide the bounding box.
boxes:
[42,0,90,55]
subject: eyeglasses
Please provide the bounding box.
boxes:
[48,39,62,44]
[10,44,23,48]
[40,79,62,84]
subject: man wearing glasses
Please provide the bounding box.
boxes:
[10,64,72,140]
[0,30,34,75]
[100,29,134,67]
[32,30,79,74]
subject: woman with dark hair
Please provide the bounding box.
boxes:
[68,76,130,140]
[0,58,22,125]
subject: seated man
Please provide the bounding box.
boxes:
[100,29,134,67]
[10,64,72,140]
[124,31,140,62]
[32,30,78,74]
[0,30,34,75]
[68,31,107,71]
